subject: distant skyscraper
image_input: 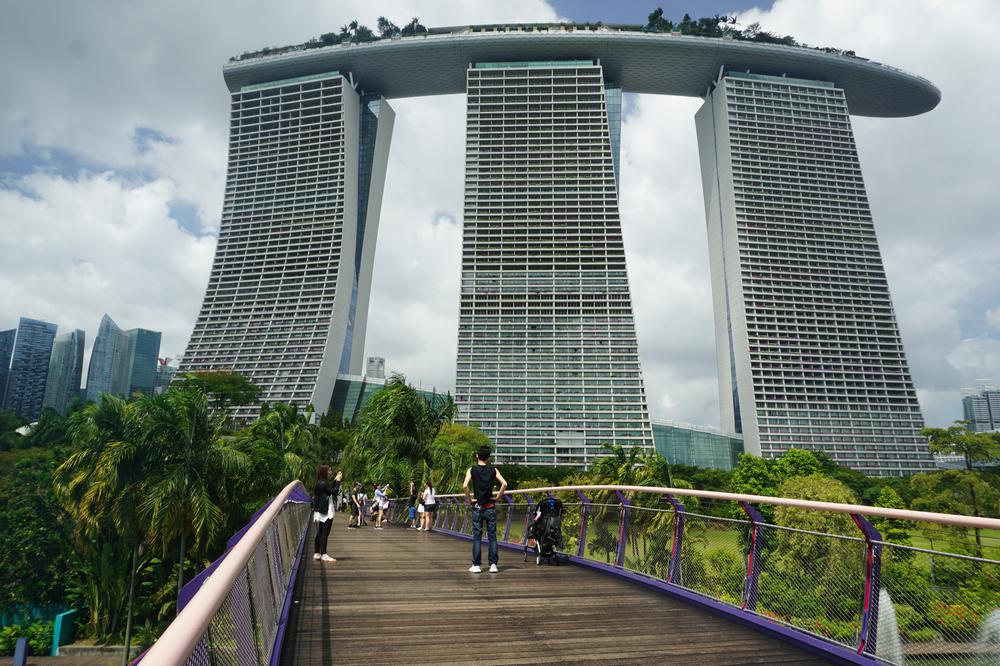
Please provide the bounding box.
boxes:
[963,381,1000,432]
[86,315,162,400]
[456,61,652,467]
[86,314,129,401]
[123,328,162,397]
[0,329,14,407]
[695,71,933,476]
[154,358,179,395]
[3,318,58,421]
[181,72,395,421]
[366,356,386,379]
[43,329,85,415]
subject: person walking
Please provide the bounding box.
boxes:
[463,446,507,573]
[312,466,342,562]
[420,480,437,531]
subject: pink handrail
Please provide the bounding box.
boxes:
[434,484,1000,530]
[139,480,305,665]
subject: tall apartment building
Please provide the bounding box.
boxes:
[0,329,14,406]
[42,329,86,415]
[86,314,162,400]
[962,382,1000,432]
[180,72,394,421]
[695,72,933,476]
[456,61,652,466]
[3,318,58,421]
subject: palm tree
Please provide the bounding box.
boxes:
[139,389,250,604]
[238,402,319,487]
[346,374,455,490]
[54,395,148,662]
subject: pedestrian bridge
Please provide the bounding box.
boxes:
[136,482,1000,665]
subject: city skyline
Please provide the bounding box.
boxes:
[1,1,999,433]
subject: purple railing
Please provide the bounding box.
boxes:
[137,481,311,666]
[434,484,1000,666]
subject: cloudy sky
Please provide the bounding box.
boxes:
[1,0,997,429]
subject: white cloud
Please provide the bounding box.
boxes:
[1,0,997,430]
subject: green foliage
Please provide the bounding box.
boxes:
[872,486,913,547]
[923,421,1000,471]
[0,620,53,655]
[0,448,74,611]
[343,373,456,492]
[0,409,27,451]
[173,370,261,424]
[22,408,71,448]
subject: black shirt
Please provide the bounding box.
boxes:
[471,464,497,506]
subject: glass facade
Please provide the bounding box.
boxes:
[0,329,14,407]
[3,318,58,421]
[125,328,162,397]
[696,72,933,476]
[456,61,652,467]
[86,314,129,401]
[327,374,445,423]
[651,420,743,471]
[962,385,1000,432]
[42,329,85,416]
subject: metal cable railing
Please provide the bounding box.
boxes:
[137,481,311,666]
[434,484,1000,665]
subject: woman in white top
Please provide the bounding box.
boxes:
[420,480,436,531]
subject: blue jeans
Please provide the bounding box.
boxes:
[472,506,498,566]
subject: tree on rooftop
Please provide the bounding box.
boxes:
[377,17,400,39]
[402,17,428,36]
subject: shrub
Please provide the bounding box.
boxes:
[929,602,980,636]
[904,627,942,642]
[0,621,53,656]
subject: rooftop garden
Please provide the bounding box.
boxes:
[228,10,858,64]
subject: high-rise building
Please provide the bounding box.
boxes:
[86,315,162,400]
[455,61,651,467]
[3,318,58,421]
[180,72,394,421]
[0,329,14,407]
[42,329,86,415]
[962,381,1000,432]
[86,314,129,401]
[154,357,179,395]
[203,26,940,468]
[123,328,162,397]
[695,72,933,476]
[365,356,386,380]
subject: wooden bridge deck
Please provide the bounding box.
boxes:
[279,514,831,665]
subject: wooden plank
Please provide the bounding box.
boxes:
[280,515,831,665]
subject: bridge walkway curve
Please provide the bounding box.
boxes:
[279,514,830,665]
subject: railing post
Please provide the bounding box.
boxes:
[614,490,631,568]
[460,496,471,534]
[665,494,685,584]
[502,494,514,543]
[576,490,591,558]
[851,513,882,657]
[524,495,536,544]
[440,498,451,531]
[738,501,764,611]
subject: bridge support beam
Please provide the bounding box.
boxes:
[666,494,686,584]
[460,497,471,534]
[614,490,631,568]
[851,513,882,657]
[576,490,591,558]
[738,501,764,611]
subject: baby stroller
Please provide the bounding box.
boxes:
[524,497,564,565]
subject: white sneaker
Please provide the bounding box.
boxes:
[313,553,321,561]
[489,564,499,573]
[321,554,336,562]
[468,565,482,573]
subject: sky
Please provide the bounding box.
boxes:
[1,0,998,431]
